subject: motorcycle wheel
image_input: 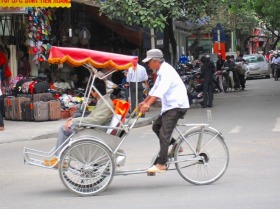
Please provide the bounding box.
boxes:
[222,80,228,93]
[274,68,278,81]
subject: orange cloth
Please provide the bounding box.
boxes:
[112,99,130,120]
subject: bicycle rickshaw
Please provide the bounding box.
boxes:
[23,46,229,196]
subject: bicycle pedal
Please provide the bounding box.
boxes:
[147,172,156,176]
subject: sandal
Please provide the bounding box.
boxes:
[147,165,166,173]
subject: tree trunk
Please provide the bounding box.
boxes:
[189,29,202,59]
[162,17,177,66]
[267,27,280,50]
[167,17,177,66]
[163,26,171,64]
[272,36,280,49]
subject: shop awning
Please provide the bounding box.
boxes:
[48,46,138,70]
[0,0,71,8]
[85,6,143,46]
[174,16,211,31]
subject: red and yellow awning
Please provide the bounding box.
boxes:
[0,0,71,8]
[48,46,138,70]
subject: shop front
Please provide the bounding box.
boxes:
[0,1,70,93]
[0,1,143,92]
[0,1,146,123]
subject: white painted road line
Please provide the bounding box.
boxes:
[272,117,280,132]
[229,126,242,133]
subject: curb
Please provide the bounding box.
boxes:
[0,113,160,144]
[29,115,159,141]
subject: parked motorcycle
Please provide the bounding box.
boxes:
[235,61,248,89]
[220,67,237,92]
[212,73,222,93]
[181,71,204,107]
[187,85,204,106]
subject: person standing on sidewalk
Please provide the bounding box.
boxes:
[139,49,189,173]
[201,55,215,108]
[216,53,225,92]
[126,63,149,116]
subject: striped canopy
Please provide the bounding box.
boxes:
[48,46,138,70]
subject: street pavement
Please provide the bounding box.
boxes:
[1,78,280,209]
[0,106,161,144]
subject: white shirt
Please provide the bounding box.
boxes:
[273,57,280,64]
[149,62,190,114]
[126,64,148,82]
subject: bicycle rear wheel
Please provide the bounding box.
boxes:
[175,128,229,185]
[59,140,115,196]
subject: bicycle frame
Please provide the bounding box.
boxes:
[114,123,224,176]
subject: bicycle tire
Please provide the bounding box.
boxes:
[222,80,228,93]
[59,140,115,196]
[174,127,229,185]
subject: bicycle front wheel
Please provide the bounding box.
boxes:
[175,128,229,185]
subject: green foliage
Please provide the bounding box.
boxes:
[226,0,280,31]
[221,0,259,33]
[277,42,280,49]
[99,0,217,32]
[254,0,280,30]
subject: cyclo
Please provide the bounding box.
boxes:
[23,46,229,196]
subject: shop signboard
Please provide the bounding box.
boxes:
[0,7,26,13]
[0,0,71,8]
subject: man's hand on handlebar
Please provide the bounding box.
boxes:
[139,103,150,114]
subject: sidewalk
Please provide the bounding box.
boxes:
[0,107,160,144]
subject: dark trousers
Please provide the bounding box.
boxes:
[203,82,213,107]
[272,64,275,77]
[238,74,245,89]
[152,108,187,165]
[0,96,4,127]
[232,70,240,88]
[129,82,144,112]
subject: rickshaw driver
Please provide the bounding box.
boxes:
[44,78,114,167]
[140,49,190,173]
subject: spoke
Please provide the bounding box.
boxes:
[59,142,114,196]
[175,129,228,185]
[199,133,220,153]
